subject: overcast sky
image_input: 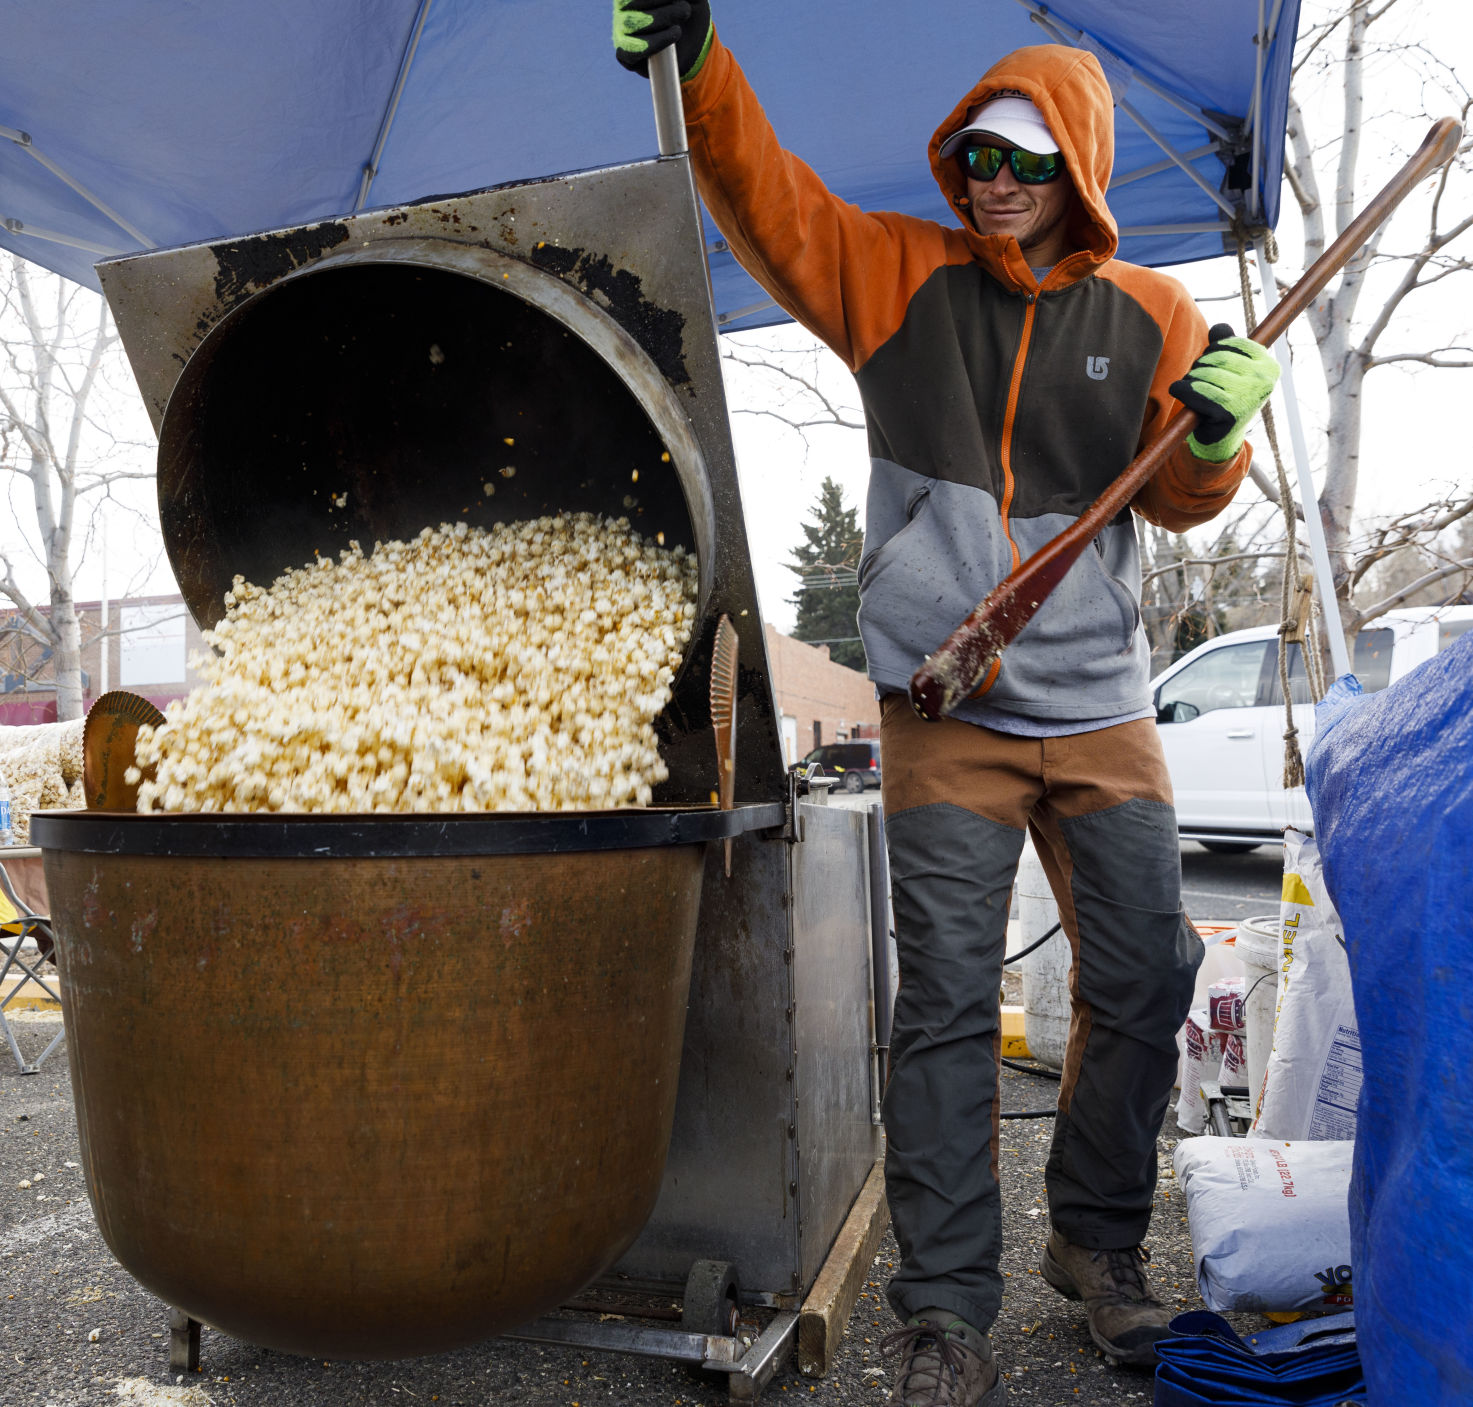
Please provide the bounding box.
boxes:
[3,0,1469,641]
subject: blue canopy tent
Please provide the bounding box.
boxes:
[0,0,1298,333]
[6,0,1353,669]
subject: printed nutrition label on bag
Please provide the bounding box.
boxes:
[1308,1025,1363,1141]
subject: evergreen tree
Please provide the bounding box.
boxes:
[786,477,866,671]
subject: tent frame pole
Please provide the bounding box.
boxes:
[716,298,778,328]
[1021,9,1238,217]
[1,126,152,247]
[1254,235,1354,679]
[1114,99,1239,217]
[1111,143,1219,190]
[354,0,435,211]
[1117,221,1231,237]
[1248,0,1291,219]
[1014,0,1236,141]
[1250,0,1266,217]
[0,214,122,256]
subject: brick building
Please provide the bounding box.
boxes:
[763,624,881,765]
[0,594,206,725]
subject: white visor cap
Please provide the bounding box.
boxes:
[938,95,1060,159]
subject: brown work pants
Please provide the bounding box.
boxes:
[877,695,1202,1335]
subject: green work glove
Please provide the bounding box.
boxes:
[1170,323,1281,463]
[613,0,714,81]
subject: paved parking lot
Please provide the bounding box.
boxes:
[1,837,1280,1406]
[1,1010,1227,1407]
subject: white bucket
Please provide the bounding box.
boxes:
[1017,840,1070,1071]
[1235,914,1281,1108]
[1175,928,1243,1084]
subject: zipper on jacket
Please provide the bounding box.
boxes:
[998,292,1037,573]
[971,287,1037,700]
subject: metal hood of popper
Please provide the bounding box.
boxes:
[95,155,789,806]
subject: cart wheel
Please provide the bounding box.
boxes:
[682,1259,741,1338]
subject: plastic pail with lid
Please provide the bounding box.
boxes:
[1017,840,1070,1071]
[1235,914,1281,1108]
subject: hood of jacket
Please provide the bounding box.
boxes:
[930,44,1117,289]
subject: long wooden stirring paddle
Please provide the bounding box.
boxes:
[908,117,1463,722]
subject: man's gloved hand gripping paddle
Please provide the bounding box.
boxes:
[1170,325,1281,463]
[907,117,1463,722]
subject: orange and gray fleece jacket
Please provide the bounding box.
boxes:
[683,37,1251,722]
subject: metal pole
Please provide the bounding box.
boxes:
[649,44,688,157]
[1249,0,1266,220]
[2,127,155,247]
[99,516,109,697]
[1253,237,1354,679]
[1015,0,1236,142]
[355,0,435,210]
[865,805,893,1090]
[0,214,124,257]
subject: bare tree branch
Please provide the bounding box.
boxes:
[0,554,55,648]
[1248,462,1307,521]
[1363,349,1473,368]
[1141,549,1297,587]
[1357,214,1473,356]
[1352,556,1473,625]
[1365,0,1407,23]
[1333,0,1370,243]
[731,405,867,435]
[1348,490,1473,587]
[723,346,866,432]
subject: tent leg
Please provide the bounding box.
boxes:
[1253,237,1354,680]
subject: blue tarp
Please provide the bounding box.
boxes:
[0,1,1298,333]
[1155,1310,1364,1406]
[1306,640,1473,1405]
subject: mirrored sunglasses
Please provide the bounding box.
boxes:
[959,143,1064,185]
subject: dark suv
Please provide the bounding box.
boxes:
[801,740,882,793]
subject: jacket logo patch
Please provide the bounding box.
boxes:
[1085,356,1110,381]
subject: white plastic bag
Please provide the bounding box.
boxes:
[1175,1008,1223,1134]
[1250,829,1363,1140]
[1174,1135,1354,1313]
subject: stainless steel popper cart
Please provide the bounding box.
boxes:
[31,48,893,1405]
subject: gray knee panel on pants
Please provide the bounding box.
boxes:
[1058,799,1202,1051]
[882,803,1025,1333]
[1046,798,1203,1246]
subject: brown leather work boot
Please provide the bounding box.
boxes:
[879,1313,1007,1406]
[1039,1228,1176,1366]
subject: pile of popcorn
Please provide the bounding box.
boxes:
[131,514,698,814]
[0,720,85,842]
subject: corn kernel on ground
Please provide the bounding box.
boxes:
[131,514,698,813]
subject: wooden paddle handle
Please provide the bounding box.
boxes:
[908,117,1464,722]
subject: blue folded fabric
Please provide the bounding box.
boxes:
[1154,1312,1365,1406]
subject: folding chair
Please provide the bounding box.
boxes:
[0,860,64,1075]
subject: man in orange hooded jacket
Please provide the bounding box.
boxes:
[616,7,1280,1404]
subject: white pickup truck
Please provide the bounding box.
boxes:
[1150,605,1473,851]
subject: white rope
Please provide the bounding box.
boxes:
[1236,233,1321,789]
